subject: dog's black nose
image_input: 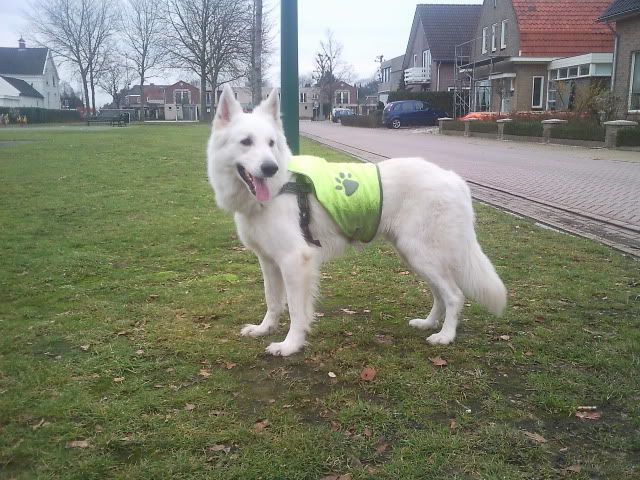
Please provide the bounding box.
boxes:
[261,161,279,177]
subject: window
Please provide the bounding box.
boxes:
[579,65,590,76]
[547,73,557,111]
[491,24,497,52]
[568,67,579,77]
[381,66,391,83]
[422,49,431,68]
[299,92,307,103]
[336,91,349,104]
[558,68,568,79]
[206,92,212,105]
[630,52,640,111]
[501,20,508,49]
[175,90,190,104]
[413,54,417,67]
[532,76,544,109]
[482,27,488,54]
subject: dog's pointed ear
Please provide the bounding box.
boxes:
[256,88,281,125]
[214,84,242,128]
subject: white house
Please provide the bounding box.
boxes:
[0,38,61,109]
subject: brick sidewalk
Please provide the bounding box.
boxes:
[300,122,640,257]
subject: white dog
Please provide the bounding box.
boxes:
[207,85,507,356]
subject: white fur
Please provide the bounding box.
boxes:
[207,84,507,356]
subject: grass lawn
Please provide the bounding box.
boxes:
[0,124,639,479]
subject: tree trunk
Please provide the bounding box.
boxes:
[139,75,145,122]
[252,0,262,107]
[200,67,208,123]
[89,68,96,114]
[80,71,90,114]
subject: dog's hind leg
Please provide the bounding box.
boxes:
[265,250,318,356]
[241,256,286,337]
[409,286,444,330]
[396,242,464,345]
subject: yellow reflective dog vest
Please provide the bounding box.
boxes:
[287,155,382,243]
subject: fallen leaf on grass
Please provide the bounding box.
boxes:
[67,440,90,449]
[328,371,337,378]
[523,431,547,443]
[498,335,511,341]
[199,369,211,378]
[449,419,457,430]
[360,367,377,381]
[79,344,90,351]
[429,356,448,367]
[32,418,50,431]
[135,349,144,355]
[564,464,582,474]
[320,475,352,480]
[253,420,269,433]
[184,403,196,411]
[208,444,231,454]
[330,421,341,432]
[363,427,373,438]
[575,410,601,420]
[374,334,394,345]
[375,438,390,455]
[398,271,411,275]
[113,377,125,383]
[341,308,357,315]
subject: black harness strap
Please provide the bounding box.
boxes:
[279,176,322,247]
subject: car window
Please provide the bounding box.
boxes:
[402,102,413,112]
[415,101,425,111]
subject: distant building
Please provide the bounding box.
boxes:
[378,55,405,104]
[122,80,200,120]
[0,38,60,109]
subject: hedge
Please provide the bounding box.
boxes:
[550,120,605,142]
[340,114,381,128]
[442,120,465,131]
[504,120,543,137]
[0,107,81,124]
[387,91,453,116]
[617,126,640,147]
[470,121,498,133]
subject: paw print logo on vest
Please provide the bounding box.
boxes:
[335,172,359,196]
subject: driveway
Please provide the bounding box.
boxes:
[300,120,640,257]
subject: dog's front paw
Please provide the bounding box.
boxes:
[409,317,438,330]
[426,331,455,345]
[240,323,274,337]
[265,341,303,357]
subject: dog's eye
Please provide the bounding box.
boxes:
[269,139,275,147]
[240,137,253,146]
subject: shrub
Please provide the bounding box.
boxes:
[441,120,465,131]
[0,107,81,124]
[617,127,640,147]
[340,115,380,128]
[470,121,498,133]
[550,120,605,142]
[504,120,543,137]
[387,91,453,116]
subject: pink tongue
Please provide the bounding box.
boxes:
[254,178,270,201]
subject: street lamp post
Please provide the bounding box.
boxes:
[280,0,299,154]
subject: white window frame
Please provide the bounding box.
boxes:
[336,91,349,105]
[501,20,507,49]
[532,76,544,109]
[422,49,431,68]
[482,27,488,54]
[299,92,307,103]
[491,24,497,52]
[629,51,640,113]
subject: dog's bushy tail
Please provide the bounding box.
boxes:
[455,240,507,316]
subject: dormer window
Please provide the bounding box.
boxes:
[482,27,488,54]
[501,20,507,49]
[491,24,497,52]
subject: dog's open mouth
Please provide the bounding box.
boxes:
[237,165,270,201]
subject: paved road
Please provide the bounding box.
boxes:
[300,120,640,256]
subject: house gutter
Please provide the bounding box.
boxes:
[603,22,619,91]
[436,61,441,91]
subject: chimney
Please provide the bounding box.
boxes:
[18,37,26,49]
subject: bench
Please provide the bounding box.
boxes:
[86,113,128,127]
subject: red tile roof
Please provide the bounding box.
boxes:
[512,0,614,56]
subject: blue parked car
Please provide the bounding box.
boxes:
[382,100,448,129]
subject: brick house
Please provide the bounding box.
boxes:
[403,4,482,93]
[123,80,200,120]
[299,85,321,119]
[598,0,640,121]
[332,80,358,112]
[459,0,614,115]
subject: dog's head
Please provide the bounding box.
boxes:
[207,84,290,211]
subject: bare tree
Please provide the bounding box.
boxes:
[313,30,352,117]
[29,0,116,113]
[120,0,167,121]
[165,0,252,122]
[98,56,135,108]
[249,0,273,107]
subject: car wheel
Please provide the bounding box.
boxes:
[391,118,401,129]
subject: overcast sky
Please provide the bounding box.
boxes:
[0,0,483,105]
